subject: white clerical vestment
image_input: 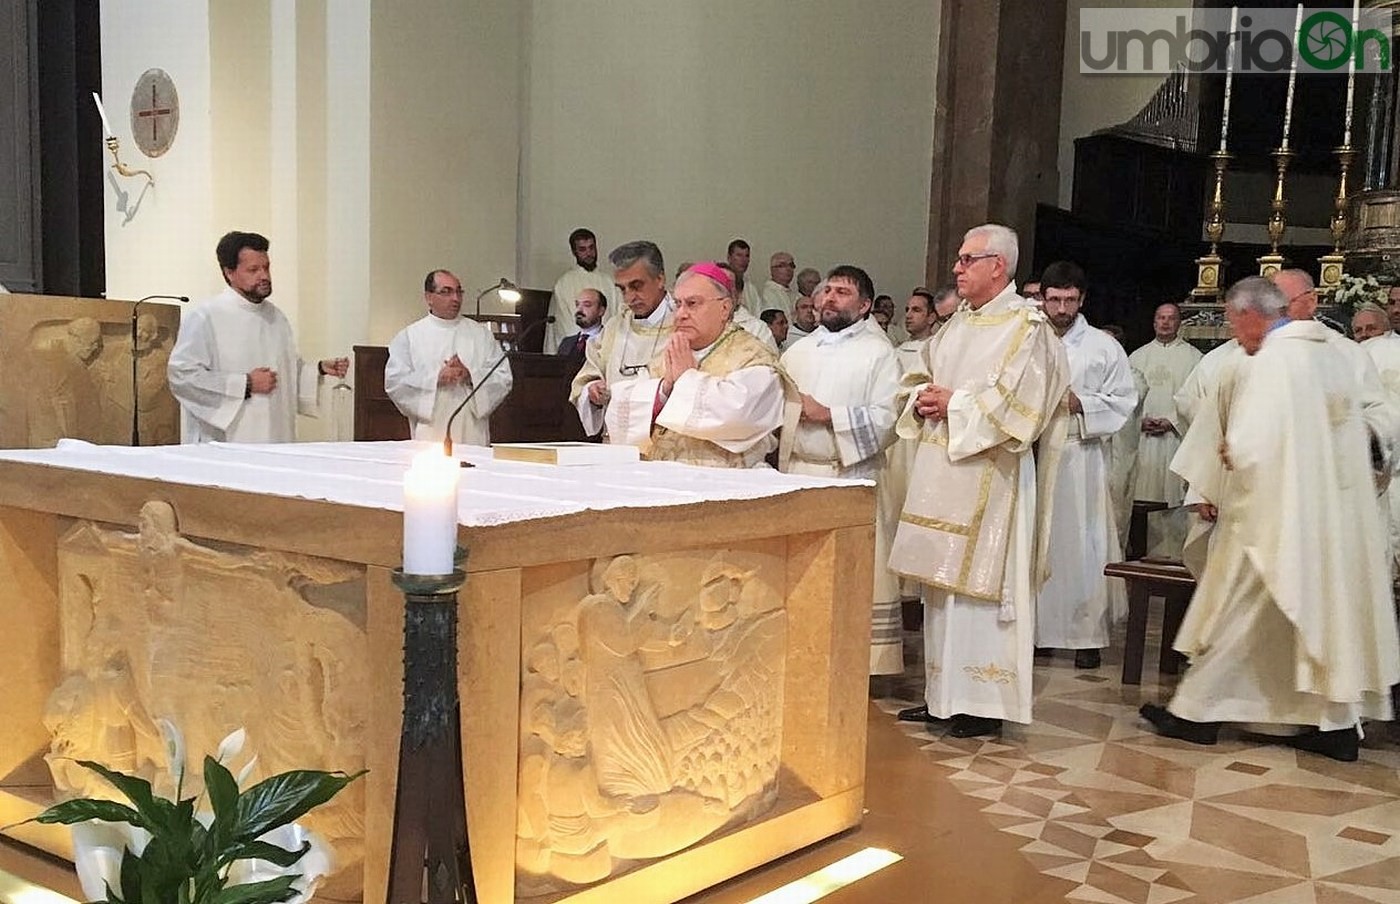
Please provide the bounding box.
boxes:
[1127,336,1201,557]
[604,327,785,467]
[890,285,1071,723]
[1034,316,1137,649]
[760,279,795,317]
[733,305,780,353]
[1168,320,1399,730]
[168,288,320,443]
[1360,331,1400,571]
[887,337,931,598]
[780,325,903,674]
[546,265,618,352]
[569,297,676,438]
[740,281,765,317]
[384,314,513,446]
[1127,337,1201,503]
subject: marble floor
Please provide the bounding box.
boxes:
[695,601,1400,904]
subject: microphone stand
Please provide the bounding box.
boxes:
[130,294,189,445]
[442,315,553,456]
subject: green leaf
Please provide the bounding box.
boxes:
[118,846,141,904]
[75,761,172,835]
[232,769,365,842]
[226,839,309,869]
[32,798,143,828]
[102,878,126,904]
[209,875,300,904]
[204,755,239,848]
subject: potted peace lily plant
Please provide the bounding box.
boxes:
[11,722,364,904]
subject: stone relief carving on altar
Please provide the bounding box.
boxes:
[515,549,787,896]
[44,502,369,901]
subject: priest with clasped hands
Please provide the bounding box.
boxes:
[168,231,348,443]
[602,262,784,468]
[383,268,513,447]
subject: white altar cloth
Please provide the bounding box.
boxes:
[0,440,865,527]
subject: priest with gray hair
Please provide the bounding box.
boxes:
[890,223,1071,738]
[1145,276,1400,761]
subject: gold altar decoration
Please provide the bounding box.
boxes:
[1257,147,1294,278]
[1318,145,1356,293]
[1192,150,1232,300]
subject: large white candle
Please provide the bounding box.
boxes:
[1220,6,1239,153]
[1345,0,1359,146]
[91,92,114,138]
[402,449,460,575]
[1281,3,1303,150]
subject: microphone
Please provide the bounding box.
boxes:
[442,315,554,456]
[131,294,190,446]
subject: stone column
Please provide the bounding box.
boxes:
[925,0,1069,287]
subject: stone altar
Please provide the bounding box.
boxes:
[0,441,875,904]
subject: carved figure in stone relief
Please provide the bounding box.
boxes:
[27,321,102,446]
[517,550,787,897]
[577,557,674,800]
[134,313,178,444]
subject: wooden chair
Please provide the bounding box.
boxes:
[1103,559,1194,685]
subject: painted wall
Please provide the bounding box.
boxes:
[519,0,941,303]
[99,0,215,303]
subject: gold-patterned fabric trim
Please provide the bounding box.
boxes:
[920,428,949,446]
[963,662,1017,684]
[899,511,973,536]
[994,380,1041,422]
[957,460,998,588]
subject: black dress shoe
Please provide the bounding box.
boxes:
[1139,703,1220,745]
[948,714,1002,738]
[1074,649,1102,669]
[1033,647,1054,658]
[896,704,944,724]
[1287,728,1360,762]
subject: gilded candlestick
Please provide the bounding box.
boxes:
[1257,147,1294,277]
[1318,145,1355,292]
[1192,150,1232,300]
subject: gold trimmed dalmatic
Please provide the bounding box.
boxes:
[889,285,1070,723]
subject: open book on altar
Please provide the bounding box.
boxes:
[491,441,640,466]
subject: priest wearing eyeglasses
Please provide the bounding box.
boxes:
[383,268,514,446]
[602,262,785,467]
[569,240,677,439]
[890,224,1071,738]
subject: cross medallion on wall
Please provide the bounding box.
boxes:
[129,69,179,158]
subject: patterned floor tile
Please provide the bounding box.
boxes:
[881,621,1400,904]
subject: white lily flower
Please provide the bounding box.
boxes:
[236,754,260,787]
[71,821,152,901]
[155,718,186,790]
[226,823,336,904]
[215,727,247,764]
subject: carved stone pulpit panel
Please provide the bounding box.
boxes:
[514,545,787,897]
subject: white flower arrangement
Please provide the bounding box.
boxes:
[1331,273,1385,314]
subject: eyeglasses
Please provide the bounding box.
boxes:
[618,328,663,376]
[432,287,465,297]
[954,252,1000,268]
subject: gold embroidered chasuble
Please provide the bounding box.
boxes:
[889,289,1071,602]
[619,326,789,468]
